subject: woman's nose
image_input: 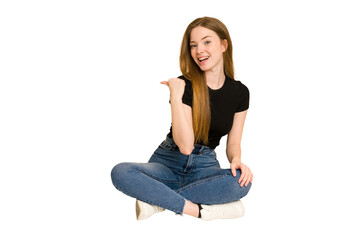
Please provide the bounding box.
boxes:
[196,44,204,54]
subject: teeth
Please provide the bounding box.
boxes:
[199,56,209,61]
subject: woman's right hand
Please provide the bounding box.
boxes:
[160,78,186,101]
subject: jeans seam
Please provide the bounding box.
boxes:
[139,170,178,184]
[113,183,184,214]
[176,172,232,194]
[113,168,185,214]
[185,171,224,185]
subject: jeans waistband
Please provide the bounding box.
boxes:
[164,136,215,155]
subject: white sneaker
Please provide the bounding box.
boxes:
[200,200,245,221]
[135,200,165,220]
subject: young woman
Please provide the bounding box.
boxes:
[111,16,253,220]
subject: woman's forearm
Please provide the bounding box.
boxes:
[170,98,194,155]
[226,143,242,163]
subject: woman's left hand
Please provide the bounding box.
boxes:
[230,161,253,187]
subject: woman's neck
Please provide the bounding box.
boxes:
[205,66,226,90]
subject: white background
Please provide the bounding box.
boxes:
[1,0,360,239]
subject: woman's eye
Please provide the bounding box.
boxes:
[190,44,197,48]
[205,41,211,45]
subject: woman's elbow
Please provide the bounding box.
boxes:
[179,145,194,155]
[173,135,194,155]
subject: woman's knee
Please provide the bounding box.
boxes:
[232,169,252,199]
[111,162,136,189]
[240,182,252,198]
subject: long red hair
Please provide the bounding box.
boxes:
[179,17,234,144]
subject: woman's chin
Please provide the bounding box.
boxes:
[198,65,210,72]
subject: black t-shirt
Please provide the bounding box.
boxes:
[167,75,250,149]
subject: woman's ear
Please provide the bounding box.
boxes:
[222,39,228,52]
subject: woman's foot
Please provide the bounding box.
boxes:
[199,200,245,221]
[135,200,165,220]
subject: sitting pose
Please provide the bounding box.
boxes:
[111,16,253,220]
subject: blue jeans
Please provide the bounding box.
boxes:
[111,137,251,214]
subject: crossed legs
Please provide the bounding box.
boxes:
[111,162,251,217]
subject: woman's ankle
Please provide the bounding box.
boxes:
[182,200,199,218]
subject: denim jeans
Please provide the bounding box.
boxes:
[111,136,251,215]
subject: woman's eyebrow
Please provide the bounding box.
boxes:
[190,35,212,43]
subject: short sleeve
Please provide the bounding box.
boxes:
[235,82,250,112]
[178,75,193,107]
[168,76,193,107]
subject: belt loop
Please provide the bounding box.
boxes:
[199,145,205,155]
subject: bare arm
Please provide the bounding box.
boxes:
[226,110,248,163]
[161,78,194,155]
[170,99,194,155]
[226,110,253,187]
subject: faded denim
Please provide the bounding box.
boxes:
[111,136,251,214]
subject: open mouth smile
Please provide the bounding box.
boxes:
[198,56,210,63]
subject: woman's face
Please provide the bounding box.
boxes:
[190,26,227,72]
